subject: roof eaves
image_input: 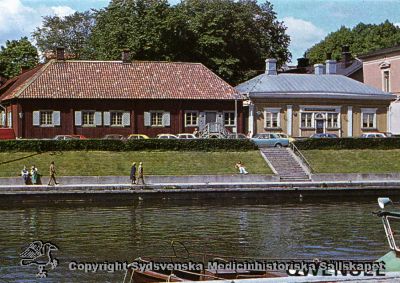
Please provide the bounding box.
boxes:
[249,92,395,101]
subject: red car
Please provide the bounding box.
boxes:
[0,128,16,140]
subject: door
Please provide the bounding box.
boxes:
[316,120,324,134]
[206,112,217,123]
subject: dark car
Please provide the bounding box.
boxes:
[310,133,338,138]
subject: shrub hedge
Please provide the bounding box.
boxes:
[294,138,400,150]
[0,139,258,152]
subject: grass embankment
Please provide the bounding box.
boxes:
[303,149,400,173]
[0,151,271,177]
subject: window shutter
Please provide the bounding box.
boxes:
[104,112,110,126]
[216,112,223,125]
[1,112,5,127]
[199,112,206,129]
[162,112,170,127]
[53,111,61,126]
[95,112,102,126]
[74,111,82,126]
[122,111,130,127]
[32,111,40,126]
[7,112,12,128]
[144,112,151,126]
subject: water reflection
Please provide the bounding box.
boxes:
[0,196,388,282]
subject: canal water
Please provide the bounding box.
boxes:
[0,196,389,282]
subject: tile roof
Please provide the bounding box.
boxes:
[236,73,394,100]
[1,60,241,101]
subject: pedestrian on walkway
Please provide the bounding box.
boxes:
[30,165,39,185]
[21,166,30,185]
[137,162,145,185]
[130,162,137,184]
[48,161,59,186]
[235,161,249,174]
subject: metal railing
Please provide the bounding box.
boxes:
[289,142,313,173]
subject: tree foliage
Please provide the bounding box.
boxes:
[0,37,39,79]
[32,11,95,59]
[31,0,290,84]
[306,20,400,64]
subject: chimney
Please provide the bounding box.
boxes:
[122,49,130,63]
[56,47,65,61]
[325,59,337,75]
[265,58,277,75]
[314,64,324,75]
[342,45,352,68]
[20,66,30,74]
[297,57,309,68]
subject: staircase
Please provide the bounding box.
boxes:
[260,148,311,182]
[199,122,230,138]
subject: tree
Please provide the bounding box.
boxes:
[89,0,290,84]
[0,37,39,79]
[306,21,400,64]
[32,11,95,59]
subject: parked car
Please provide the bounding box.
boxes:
[251,133,290,147]
[177,133,197,139]
[54,135,80,140]
[102,134,125,140]
[226,133,247,139]
[310,133,338,138]
[275,133,296,142]
[127,134,150,140]
[360,133,387,138]
[0,128,16,140]
[70,135,87,140]
[156,134,178,139]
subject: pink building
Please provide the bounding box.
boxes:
[360,46,400,134]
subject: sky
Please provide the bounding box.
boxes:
[1,0,400,62]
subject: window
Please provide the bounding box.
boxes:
[82,111,95,126]
[40,111,53,125]
[265,108,280,128]
[383,70,390,92]
[151,112,163,126]
[224,112,235,126]
[111,112,123,126]
[362,112,375,128]
[327,113,339,128]
[301,113,313,128]
[185,111,198,127]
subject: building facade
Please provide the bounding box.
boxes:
[360,45,400,135]
[0,50,243,139]
[237,59,393,138]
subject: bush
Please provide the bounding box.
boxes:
[0,139,258,152]
[294,138,400,150]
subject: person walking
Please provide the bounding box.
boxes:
[30,165,38,185]
[130,162,137,184]
[21,166,30,185]
[137,162,145,185]
[48,161,59,186]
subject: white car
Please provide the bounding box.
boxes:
[177,133,197,139]
[156,134,178,139]
[360,133,387,138]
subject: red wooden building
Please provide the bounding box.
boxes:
[0,50,243,139]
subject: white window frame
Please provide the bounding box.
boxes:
[40,110,54,127]
[300,112,313,128]
[150,111,164,127]
[223,111,236,127]
[382,69,391,92]
[185,111,199,127]
[264,108,280,129]
[361,108,377,129]
[110,111,123,127]
[326,112,340,129]
[82,110,96,127]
